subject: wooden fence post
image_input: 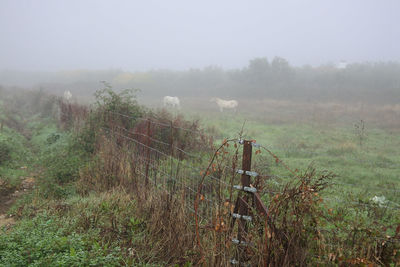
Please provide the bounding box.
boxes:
[237,140,253,263]
[144,119,151,187]
[230,139,268,265]
[170,120,174,191]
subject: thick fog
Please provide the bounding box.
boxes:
[1,0,399,71]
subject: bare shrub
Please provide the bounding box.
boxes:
[58,100,88,131]
[262,168,332,266]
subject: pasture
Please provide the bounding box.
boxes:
[181,97,400,202]
[140,94,400,213]
[139,95,400,227]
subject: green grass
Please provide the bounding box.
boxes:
[0,212,123,267]
[2,190,164,267]
[186,110,400,211]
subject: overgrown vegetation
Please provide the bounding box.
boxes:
[1,87,399,266]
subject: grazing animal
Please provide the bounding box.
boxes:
[63,90,72,101]
[210,97,238,112]
[163,96,180,109]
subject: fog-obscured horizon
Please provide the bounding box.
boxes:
[1,0,399,104]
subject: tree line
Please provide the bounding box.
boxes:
[1,58,399,103]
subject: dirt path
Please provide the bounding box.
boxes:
[0,177,35,229]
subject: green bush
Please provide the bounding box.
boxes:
[46,153,82,184]
[74,83,143,156]
[39,181,76,199]
[72,122,97,155]
[94,82,143,130]
[94,82,142,117]
[46,133,60,145]
[37,132,88,199]
[0,141,11,165]
[41,134,82,184]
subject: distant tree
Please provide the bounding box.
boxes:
[271,57,293,79]
[248,57,270,78]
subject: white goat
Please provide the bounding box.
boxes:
[163,96,180,109]
[210,97,238,112]
[63,90,72,101]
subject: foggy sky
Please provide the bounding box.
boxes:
[1,0,399,71]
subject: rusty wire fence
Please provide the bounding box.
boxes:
[97,110,276,264]
[95,110,400,266]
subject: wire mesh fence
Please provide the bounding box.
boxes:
[95,109,400,265]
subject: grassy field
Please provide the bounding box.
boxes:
[141,95,400,234]
[176,98,400,227]
[138,96,400,227]
[1,90,399,266]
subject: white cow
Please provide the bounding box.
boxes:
[63,90,72,101]
[163,96,180,109]
[210,97,238,112]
